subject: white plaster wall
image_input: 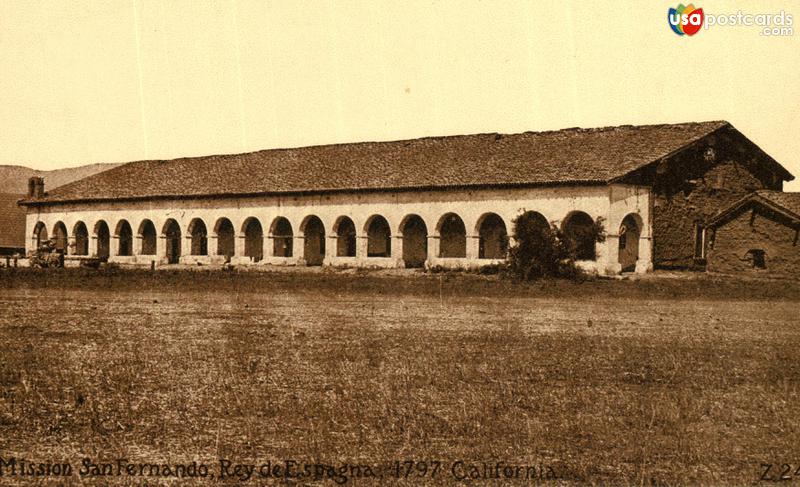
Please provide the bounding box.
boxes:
[24,184,652,274]
[606,184,653,274]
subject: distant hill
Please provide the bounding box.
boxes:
[0,162,123,251]
[0,162,124,194]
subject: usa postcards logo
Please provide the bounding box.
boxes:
[668,4,705,36]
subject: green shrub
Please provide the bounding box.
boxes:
[507,212,605,281]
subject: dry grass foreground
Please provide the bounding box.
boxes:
[0,268,799,485]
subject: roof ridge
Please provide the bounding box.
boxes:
[22,120,750,205]
[48,120,731,168]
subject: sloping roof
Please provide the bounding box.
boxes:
[756,190,800,218]
[707,190,800,226]
[0,193,26,248]
[20,120,789,205]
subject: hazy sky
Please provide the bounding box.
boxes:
[1,1,798,189]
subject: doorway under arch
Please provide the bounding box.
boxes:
[115,220,133,256]
[334,216,357,257]
[52,221,68,254]
[162,219,181,264]
[33,222,48,248]
[138,220,157,255]
[94,221,110,261]
[301,216,325,266]
[476,213,508,259]
[400,215,428,268]
[618,214,643,272]
[73,222,89,256]
[562,211,597,261]
[242,217,263,262]
[437,213,466,258]
[214,218,235,258]
[365,215,391,257]
[270,217,293,257]
[188,219,208,256]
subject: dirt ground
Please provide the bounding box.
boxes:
[0,268,799,485]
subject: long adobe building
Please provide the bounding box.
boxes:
[18,121,795,275]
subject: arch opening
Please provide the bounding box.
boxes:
[270,217,293,257]
[400,215,427,268]
[562,211,597,261]
[215,218,235,258]
[73,222,89,256]
[302,216,325,266]
[33,222,48,248]
[188,219,208,256]
[138,220,157,255]
[438,213,466,258]
[243,218,263,262]
[477,213,508,259]
[618,213,642,272]
[334,216,356,257]
[116,220,133,256]
[52,222,68,254]
[162,219,181,264]
[94,220,110,261]
[366,215,391,257]
[511,211,551,256]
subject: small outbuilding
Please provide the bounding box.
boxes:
[704,190,800,276]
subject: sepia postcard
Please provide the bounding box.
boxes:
[1,1,798,485]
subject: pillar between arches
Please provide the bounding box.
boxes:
[67,236,76,256]
[110,236,119,258]
[601,235,621,275]
[156,235,167,259]
[228,235,249,265]
[427,235,440,262]
[89,236,98,256]
[356,235,369,259]
[208,235,219,255]
[324,234,337,264]
[392,235,404,268]
[635,236,653,274]
[293,235,306,265]
[234,235,246,257]
[466,235,480,260]
[265,235,276,259]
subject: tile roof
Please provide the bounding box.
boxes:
[21,120,783,205]
[755,190,800,219]
[707,190,800,226]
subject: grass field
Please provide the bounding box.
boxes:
[0,268,799,485]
